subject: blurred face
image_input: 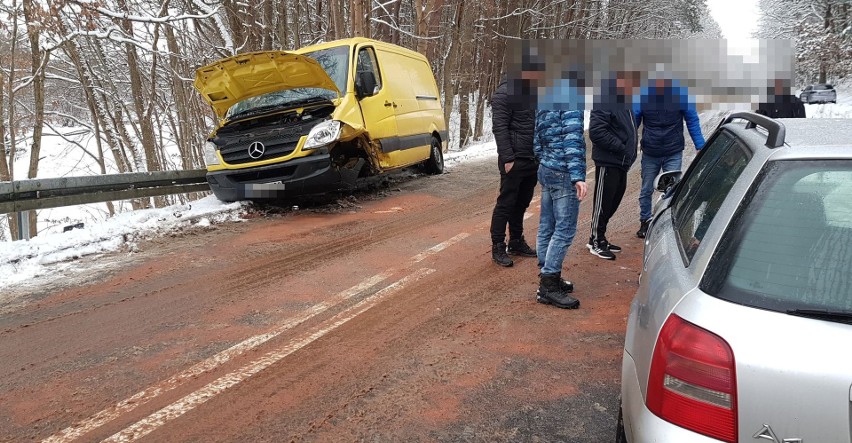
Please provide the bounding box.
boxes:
[774,79,786,95]
[521,69,545,81]
[616,73,638,96]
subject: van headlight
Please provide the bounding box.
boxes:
[303,120,342,150]
[203,141,221,166]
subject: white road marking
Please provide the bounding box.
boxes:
[412,233,470,263]
[42,273,391,443]
[101,268,436,443]
[44,233,470,443]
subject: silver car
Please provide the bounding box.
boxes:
[618,113,852,443]
[800,84,838,104]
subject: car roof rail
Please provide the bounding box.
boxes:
[722,111,786,148]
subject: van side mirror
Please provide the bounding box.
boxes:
[356,71,378,99]
[654,170,682,193]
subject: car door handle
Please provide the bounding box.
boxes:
[384,101,393,107]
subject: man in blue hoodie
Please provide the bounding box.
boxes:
[534,105,587,309]
[633,78,706,238]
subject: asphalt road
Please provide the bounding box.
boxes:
[0,136,688,442]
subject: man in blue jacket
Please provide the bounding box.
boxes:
[534,107,587,309]
[634,78,705,238]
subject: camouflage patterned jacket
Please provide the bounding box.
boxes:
[533,110,587,184]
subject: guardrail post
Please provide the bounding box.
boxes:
[16,211,31,241]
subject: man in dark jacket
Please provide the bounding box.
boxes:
[587,72,640,260]
[756,79,806,119]
[489,71,540,267]
[633,78,706,238]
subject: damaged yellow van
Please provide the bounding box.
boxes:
[193,38,448,201]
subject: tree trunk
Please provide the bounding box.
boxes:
[277,0,290,48]
[442,1,464,128]
[23,0,48,238]
[351,0,365,37]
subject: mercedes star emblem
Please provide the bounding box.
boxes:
[248,141,265,159]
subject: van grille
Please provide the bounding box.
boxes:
[214,117,326,165]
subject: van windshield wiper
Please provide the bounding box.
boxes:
[786,308,852,325]
[227,96,333,122]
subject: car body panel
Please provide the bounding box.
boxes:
[622,115,852,442]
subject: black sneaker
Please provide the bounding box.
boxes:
[636,220,651,238]
[507,237,536,257]
[587,240,616,260]
[492,242,514,267]
[601,240,622,253]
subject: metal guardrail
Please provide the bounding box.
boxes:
[0,169,210,214]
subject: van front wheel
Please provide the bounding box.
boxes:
[424,136,444,175]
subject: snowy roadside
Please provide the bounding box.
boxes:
[0,196,247,292]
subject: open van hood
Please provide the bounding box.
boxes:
[193,51,340,118]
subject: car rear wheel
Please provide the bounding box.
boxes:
[424,136,444,175]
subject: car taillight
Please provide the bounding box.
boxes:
[647,314,737,442]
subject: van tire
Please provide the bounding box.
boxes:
[424,136,444,175]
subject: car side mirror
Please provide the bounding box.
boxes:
[655,170,682,193]
[355,71,378,99]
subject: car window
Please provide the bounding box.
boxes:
[815,84,828,91]
[672,136,750,263]
[702,160,852,311]
[356,47,382,92]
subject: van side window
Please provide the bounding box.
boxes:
[356,48,382,93]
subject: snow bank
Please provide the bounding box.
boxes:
[0,196,247,291]
[444,141,497,168]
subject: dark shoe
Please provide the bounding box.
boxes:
[601,239,622,253]
[636,219,650,238]
[536,273,574,293]
[507,237,536,257]
[492,243,514,267]
[587,240,616,260]
[536,273,580,309]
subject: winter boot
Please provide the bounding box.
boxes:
[536,273,580,309]
[507,237,537,257]
[492,242,514,267]
[636,219,651,239]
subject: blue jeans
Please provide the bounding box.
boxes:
[639,152,683,221]
[536,165,580,275]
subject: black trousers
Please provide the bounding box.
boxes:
[590,165,628,243]
[490,158,538,245]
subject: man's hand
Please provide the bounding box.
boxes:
[575,181,587,201]
[504,162,514,173]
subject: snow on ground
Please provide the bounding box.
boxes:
[0,196,247,291]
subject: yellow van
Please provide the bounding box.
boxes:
[193,38,448,201]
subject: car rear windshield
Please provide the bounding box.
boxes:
[702,160,852,311]
[815,84,833,90]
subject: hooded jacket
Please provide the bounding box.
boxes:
[589,80,639,171]
[491,77,536,166]
[633,82,706,157]
[533,110,586,184]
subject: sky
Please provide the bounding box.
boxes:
[707,0,760,53]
